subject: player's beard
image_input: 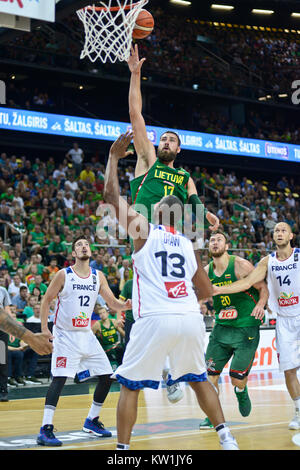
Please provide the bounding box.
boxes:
[79,254,90,261]
[209,247,226,258]
[157,149,177,163]
[275,239,290,249]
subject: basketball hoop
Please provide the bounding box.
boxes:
[77,0,149,63]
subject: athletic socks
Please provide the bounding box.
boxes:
[215,423,233,441]
[42,405,56,427]
[116,443,130,450]
[235,386,245,393]
[294,396,300,412]
[87,401,103,421]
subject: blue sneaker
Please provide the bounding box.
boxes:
[82,417,112,437]
[37,425,62,446]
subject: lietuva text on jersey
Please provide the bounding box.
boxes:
[154,170,185,185]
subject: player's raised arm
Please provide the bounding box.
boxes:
[214,256,269,296]
[127,44,156,175]
[103,132,149,252]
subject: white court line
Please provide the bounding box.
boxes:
[33,420,290,451]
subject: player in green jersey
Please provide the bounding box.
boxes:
[127,44,219,232]
[199,230,269,428]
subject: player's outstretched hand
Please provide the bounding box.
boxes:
[127,44,146,73]
[109,132,134,161]
[206,211,220,231]
[212,285,221,296]
[251,305,265,321]
[27,333,53,356]
[123,299,132,310]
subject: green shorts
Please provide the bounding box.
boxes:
[205,323,260,380]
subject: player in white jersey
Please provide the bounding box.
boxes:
[103,132,239,451]
[214,222,300,430]
[36,235,131,447]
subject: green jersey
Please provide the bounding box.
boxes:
[120,279,133,323]
[130,159,190,222]
[97,319,119,352]
[209,255,261,328]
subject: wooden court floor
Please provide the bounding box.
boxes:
[0,370,299,451]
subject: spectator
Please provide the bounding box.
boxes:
[66,142,84,176]
[8,274,27,298]
[47,235,67,266]
[23,295,39,320]
[102,257,120,297]
[90,252,104,271]
[11,285,28,315]
[42,258,59,283]
[28,275,47,296]
[79,164,96,185]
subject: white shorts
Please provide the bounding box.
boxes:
[112,314,207,389]
[51,326,113,379]
[276,314,300,372]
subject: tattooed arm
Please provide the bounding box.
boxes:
[0,308,53,355]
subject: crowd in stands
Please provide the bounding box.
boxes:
[2,7,299,99]
[0,140,299,381]
[2,9,299,145]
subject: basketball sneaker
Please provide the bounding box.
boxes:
[16,377,26,386]
[37,425,62,446]
[162,369,184,404]
[199,417,214,429]
[8,378,18,388]
[82,417,112,437]
[234,385,251,417]
[219,434,239,450]
[289,411,300,430]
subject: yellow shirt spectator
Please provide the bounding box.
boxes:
[80,165,96,184]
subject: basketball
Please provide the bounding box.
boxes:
[132,9,154,39]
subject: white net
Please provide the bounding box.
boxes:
[77,0,149,64]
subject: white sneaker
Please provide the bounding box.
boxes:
[220,435,239,450]
[289,412,300,430]
[162,369,184,404]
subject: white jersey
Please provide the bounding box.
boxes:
[54,266,100,331]
[267,248,300,317]
[131,224,201,319]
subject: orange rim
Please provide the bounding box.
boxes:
[81,2,141,12]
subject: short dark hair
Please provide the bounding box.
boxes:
[209,230,229,242]
[156,195,184,227]
[72,235,89,251]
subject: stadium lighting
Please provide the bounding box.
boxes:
[278,94,288,98]
[252,9,274,15]
[170,0,192,6]
[211,4,234,10]
[291,13,300,18]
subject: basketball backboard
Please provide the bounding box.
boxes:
[0,0,57,32]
